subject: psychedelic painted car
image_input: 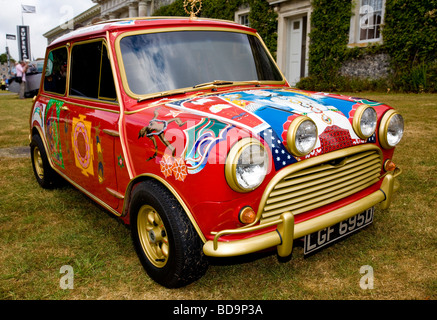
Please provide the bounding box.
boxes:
[29,17,404,288]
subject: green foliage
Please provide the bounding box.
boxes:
[307,0,352,86]
[0,53,15,65]
[153,0,278,56]
[382,0,437,92]
[299,0,437,93]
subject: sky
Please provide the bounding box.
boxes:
[0,0,96,61]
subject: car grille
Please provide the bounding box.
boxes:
[260,147,382,224]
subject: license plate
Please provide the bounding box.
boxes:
[303,207,374,256]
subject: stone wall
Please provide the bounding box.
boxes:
[339,53,391,80]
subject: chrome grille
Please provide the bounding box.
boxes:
[260,149,382,224]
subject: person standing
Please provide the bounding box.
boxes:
[16,60,28,99]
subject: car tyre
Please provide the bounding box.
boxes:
[30,134,60,189]
[130,180,208,288]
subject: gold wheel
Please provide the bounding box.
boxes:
[137,205,170,268]
[33,146,44,180]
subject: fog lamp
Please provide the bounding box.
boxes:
[239,206,257,225]
[384,159,397,172]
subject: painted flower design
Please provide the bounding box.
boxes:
[159,154,174,178]
[117,154,125,169]
[172,157,187,182]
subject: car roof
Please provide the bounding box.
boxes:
[50,17,256,47]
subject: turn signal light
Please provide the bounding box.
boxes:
[384,159,397,172]
[239,206,257,225]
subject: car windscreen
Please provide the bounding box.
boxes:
[119,30,283,96]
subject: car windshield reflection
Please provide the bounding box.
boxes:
[119,30,283,97]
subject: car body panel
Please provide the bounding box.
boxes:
[30,17,402,264]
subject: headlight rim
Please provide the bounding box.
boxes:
[225,137,268,193]
[378,109,404,149]
[286,115,318,157]
[352,104,377,140]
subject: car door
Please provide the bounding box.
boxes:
[59,39,121,210]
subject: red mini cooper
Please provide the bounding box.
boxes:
[30,17,404,288]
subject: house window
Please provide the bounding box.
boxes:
[235,8,250,27]
[349,0,385,45]
[359,0,383,41]
[239,14,250,27]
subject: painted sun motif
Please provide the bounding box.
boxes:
[72,115,94,177]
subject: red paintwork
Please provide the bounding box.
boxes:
[30,17,400,244]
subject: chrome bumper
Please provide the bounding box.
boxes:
[203,169,400,258]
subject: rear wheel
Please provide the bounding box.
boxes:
[130,180,208,288]
[30,134,59,189]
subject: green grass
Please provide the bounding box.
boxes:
[0,92,435,300]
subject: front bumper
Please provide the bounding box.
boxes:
[203,168,401,257]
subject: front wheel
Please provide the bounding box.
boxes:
[130,180,208,288]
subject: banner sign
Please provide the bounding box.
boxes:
[17,25,31,61]
[6,34,16,40]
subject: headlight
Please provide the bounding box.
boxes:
[353,105,377,139]
[286,116,318,157]
[379,110,404,149]
[225,138,269,192]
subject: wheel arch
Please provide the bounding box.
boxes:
[122,174,207,243]
[31,125,55,170]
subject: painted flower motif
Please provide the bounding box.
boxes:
[159,154,174,178]
[172,157,187,182]
[117,154,125,169]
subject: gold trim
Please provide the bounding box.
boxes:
[224,137,268,193]
[137,204,169,268]
[69,39,118,103]
[255,144,382,222]
[203,177,394,257]
[184,0,202,19]
[42,45,69,96]
[122,174,207,243]
[40,94,120,113]
[106,187,125,199]
[102,129,120,137]
[286,115,317,157]
[93,16,241,26]
[32,145,44,180]
[352,104,377,139]
[378,109,402,149]
[106,30,134,179]
[114,26,286,102]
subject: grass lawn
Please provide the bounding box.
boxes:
[0,92,435,300]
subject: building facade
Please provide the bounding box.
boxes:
[93,0,174,19]
[44,1,174,44]
[44,0,391,85]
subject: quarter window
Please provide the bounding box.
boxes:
[70,41,116,101]
[43,47,68,95]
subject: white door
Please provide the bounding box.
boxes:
[286,17,303,85]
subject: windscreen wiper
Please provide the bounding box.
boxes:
[137,88,189,103]
[193,80,234,88]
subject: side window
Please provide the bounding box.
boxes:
[99,46,117,101]
[70,40,116,101]
[43,47,68,95]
